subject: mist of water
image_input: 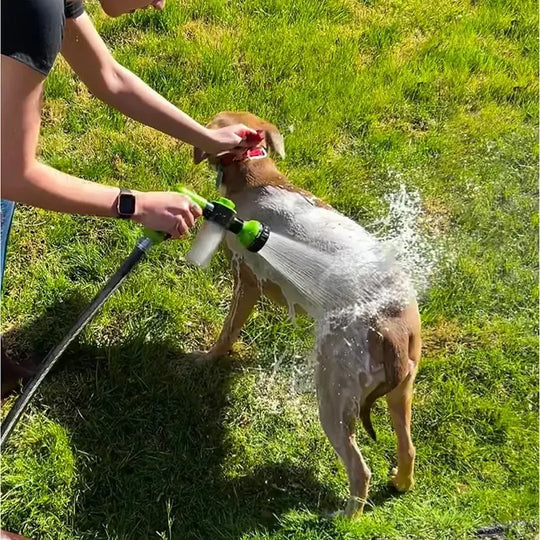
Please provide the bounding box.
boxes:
[245,184,443,403]
[256,230,412,322]
[256,233,351,309]
[254,184,440,318]
[374,184,442,297]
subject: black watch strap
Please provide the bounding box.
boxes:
[116,189,136,219]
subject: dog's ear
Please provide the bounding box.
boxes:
[263,124,285,159]
[193,147,207,164]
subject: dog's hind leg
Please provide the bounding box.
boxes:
[385,327,420,492]
[316,358,371,518]
[206,262,261,359]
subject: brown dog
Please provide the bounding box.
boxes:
[194,112,422,518]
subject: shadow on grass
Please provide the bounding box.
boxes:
[3,294,350,539]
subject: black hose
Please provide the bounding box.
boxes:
[0,237,154,447]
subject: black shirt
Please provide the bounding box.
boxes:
[1,0,85,76]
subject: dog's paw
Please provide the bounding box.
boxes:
[327,508,345,519]
[188,350,225,363]
[390,467,414,492]
[326,497,365,520]
[344,496,366,519]
[188,342,253,364]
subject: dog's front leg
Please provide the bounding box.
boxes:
[204,262,261,360]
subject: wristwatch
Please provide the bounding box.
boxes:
[116,189,136,219]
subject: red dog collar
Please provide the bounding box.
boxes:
[219,146,268,166]
[218,129,267,166]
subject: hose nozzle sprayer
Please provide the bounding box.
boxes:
[174,186,270,267]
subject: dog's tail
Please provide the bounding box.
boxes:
[360,383,388,441]
[360,319,413,441]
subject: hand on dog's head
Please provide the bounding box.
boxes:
[193,111,285,165]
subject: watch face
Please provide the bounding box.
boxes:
[119,193,136,216]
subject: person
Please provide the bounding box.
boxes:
[1,0,256,396]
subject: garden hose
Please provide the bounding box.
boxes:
[0,186,270,446]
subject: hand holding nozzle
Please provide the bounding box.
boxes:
[141,185,269,256]
[134,190,202,241]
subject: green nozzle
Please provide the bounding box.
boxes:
[238,220,270,252]
[142,187,244,246]
[173,185,270,252]
[141,185,208,244]
[176,185,209,210]
[215,197,236,211]
[143,228,167,244]
[237,220,261,248]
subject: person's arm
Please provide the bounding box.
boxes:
[1,54,200,238]
[1,55,120,215]
[61,13,252,154]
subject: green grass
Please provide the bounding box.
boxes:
[1,0,538,538]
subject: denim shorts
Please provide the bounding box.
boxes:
[0,199,15,290]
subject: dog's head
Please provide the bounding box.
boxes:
[193,111,285,165]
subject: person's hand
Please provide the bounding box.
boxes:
[131,191,202,239]
[150,0,166,9]
[201,124,258,155]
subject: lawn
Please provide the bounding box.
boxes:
[1,0,538,538]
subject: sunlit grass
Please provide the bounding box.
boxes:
[1,0,537,538]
